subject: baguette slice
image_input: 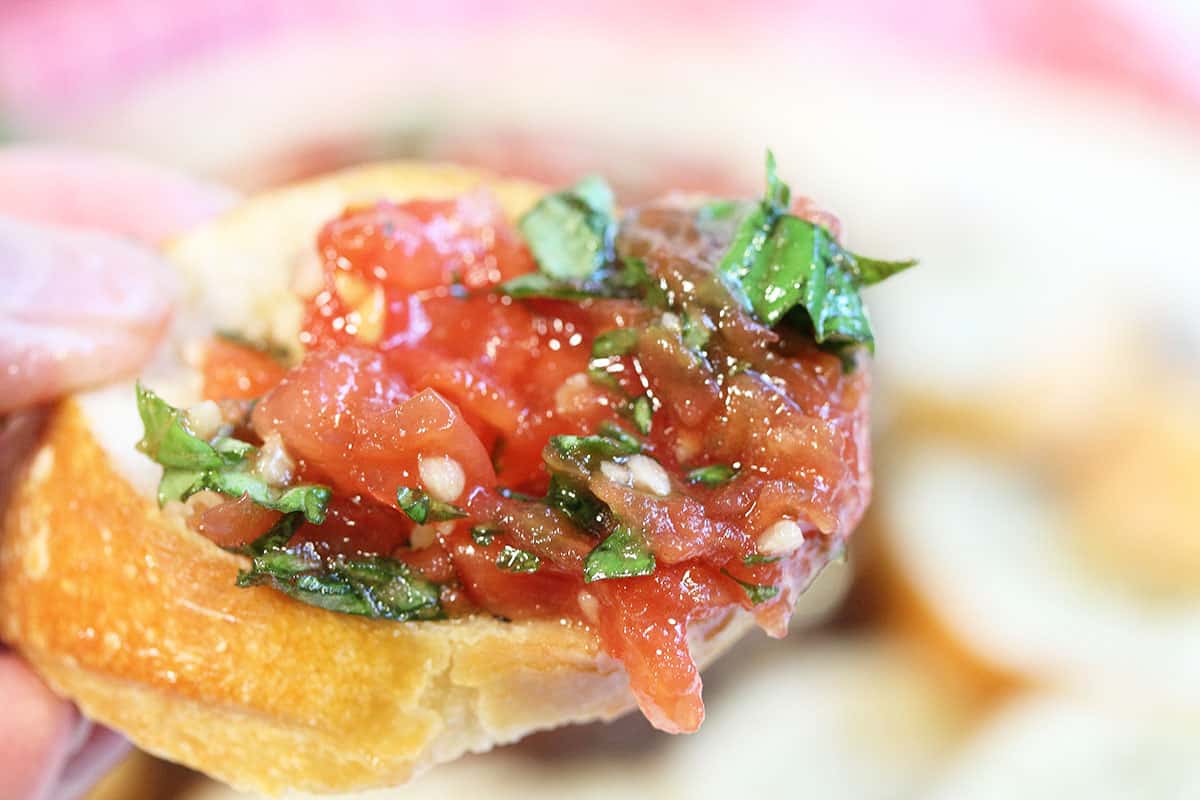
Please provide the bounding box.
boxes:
[0,163,754,796]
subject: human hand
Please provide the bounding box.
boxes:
[0,146,237,800]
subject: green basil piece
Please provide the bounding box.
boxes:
[237,543,442,621]
[583,525,656,583]
[498,272,606,301]
[138,384,331,524]
[396,486,466,524]
[470,525,500,546]
[550,429,641,465]
[723,569,781,605]
[496,487,541,502]
[597,422,641,451]
[587,363,624,392]
[592,328,639,358]
[628,396,653,435]
[743,553,781,566]
[495,545,541,573]
[135,383,228,471]
[209,472,331,524]
[497,255,663,305]
[519,176,616,280]
[546,474,611,536]
[685,464,737,487]
[716,151,915,350]
[680,312,712,351]
[157,466,331,525]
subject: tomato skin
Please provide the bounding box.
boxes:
[201,338,287,401]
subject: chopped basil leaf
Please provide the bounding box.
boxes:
[743,553,781,566]
[592,328,638,358]
[136,383,228,471]
[138,384,330,523]
[470,525,500,546]
[211,472,330,522]
[680,312,712,351]
[628,395,653,435]
[587,363,624,391]
[550,428,641,466]
[685,464,737,487]
[158,467,331,524]
[395,486,467,524]
[583,525,656,583]
[716,151,915,350]
[519,176,616,280]
[723,569,781,605]
[498,255,663,305]
[621,257,670,309]
[156,468,205,507]
[496,545,541,573]
[213,436,255,459]
[597,422,641,451]
[499,272,605,300]
[546,474,611,535]
[238,542,442,620]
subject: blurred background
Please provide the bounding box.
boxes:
[4,0,1200,797]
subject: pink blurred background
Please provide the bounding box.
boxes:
[3,2,1200,798]
[2,0,1199,125]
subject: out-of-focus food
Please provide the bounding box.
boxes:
[85,749,195,800]
[929,694,1200,799]
[877,360,1200,707]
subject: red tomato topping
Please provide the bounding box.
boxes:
[201,337,288,401]
[251,347,494,507]
[194,495,280,547]
[197,189,871,734]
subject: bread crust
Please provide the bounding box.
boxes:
[0,163,753,795]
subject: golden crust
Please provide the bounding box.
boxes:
[0,163,754,795]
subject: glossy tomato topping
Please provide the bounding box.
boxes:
[196,188,871,733]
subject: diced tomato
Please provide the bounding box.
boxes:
[445,527,582,620]
[194,495,281,548]
[394,538,458,584]
[317,191,535,294]
[290,496,413,557]
[201,338,288,401]
[195,188,873,736]
[588,475,752,564]
[252,347,493,507]
[590,564,743,734]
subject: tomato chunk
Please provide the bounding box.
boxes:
[252,347,493,506]
[201,338,287,401]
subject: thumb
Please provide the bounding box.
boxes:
[0,217,175,413]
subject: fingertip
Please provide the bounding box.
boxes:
[0,652,79,800]
[0,145,238,243]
